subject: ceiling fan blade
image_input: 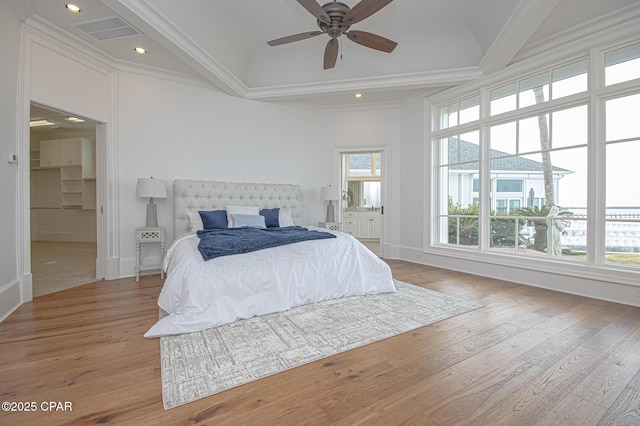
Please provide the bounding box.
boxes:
[267,31,323,47]
[324,38,339,70]
[347,30,397,53]
[343,0,393,26]
[297,0,331,24]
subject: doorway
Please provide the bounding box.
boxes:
[338,149,385,257]
[29,103,98,296]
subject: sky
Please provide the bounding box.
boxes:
[472,59,640,209]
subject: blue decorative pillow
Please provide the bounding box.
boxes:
[231,214,266,229]
[260,208,280,228]
[199,209,228,229]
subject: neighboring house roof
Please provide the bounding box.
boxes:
[448,138,572,174]
[348,152,381,172]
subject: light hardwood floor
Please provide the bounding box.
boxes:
[1,260,639,425]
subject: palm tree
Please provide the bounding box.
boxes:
[533,86,555,207]
[516,205,571,252]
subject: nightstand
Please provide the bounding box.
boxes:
[318,222,342,231]
[135,227,165,282]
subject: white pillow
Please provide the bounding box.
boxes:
[278,209,295,227]
[225,205,259,228]
[185,209,204,232]
[231,214,266,229]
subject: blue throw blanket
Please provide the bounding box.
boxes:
[196,226,336,261]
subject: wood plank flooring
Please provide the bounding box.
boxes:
[1,260,639,425]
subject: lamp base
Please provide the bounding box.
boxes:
[145,199,158,228]
[326,203,335,223]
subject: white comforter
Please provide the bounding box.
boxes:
[144,227,395,337]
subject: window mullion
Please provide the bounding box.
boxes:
[479,124,491,250]
[590,49,605,265]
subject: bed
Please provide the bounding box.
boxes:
[144,179,395,337]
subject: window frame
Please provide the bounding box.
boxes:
[427,38,640,285]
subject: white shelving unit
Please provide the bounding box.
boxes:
[34,138,96,210]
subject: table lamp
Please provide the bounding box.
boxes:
[136,177,167,227]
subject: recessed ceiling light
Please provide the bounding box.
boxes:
[134,47,146,54]
[65,116,85,123]
[355,93,363,99]
[65,4,81,13]
[29,119,57,127]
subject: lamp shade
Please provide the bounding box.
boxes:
[136,177,167,199]
[321,185,340,201]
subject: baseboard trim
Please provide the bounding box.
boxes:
[0,280,22,323]
[394,246,640,308]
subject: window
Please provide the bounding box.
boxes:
[605,42,640,85]
[552,60,588,99]
[605,93,640,265]
[438,131,480,247]
[432,40,640,271]
[496,180,523,193]
[344,152,381,208]
[440,95,479,129]
[490,59,588,116]
[347,153,380,177]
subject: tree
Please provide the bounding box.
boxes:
[516,205,572,252]
[448,198,478,245]
[533,86,555,207]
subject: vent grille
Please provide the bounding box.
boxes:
[74,17,140,40]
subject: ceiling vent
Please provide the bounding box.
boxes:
[74,17,140,40]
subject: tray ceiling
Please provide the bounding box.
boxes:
[14,0,640,108]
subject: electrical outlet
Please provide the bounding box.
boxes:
[636,289,640,299]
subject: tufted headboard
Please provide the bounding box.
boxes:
[173,179,304,237]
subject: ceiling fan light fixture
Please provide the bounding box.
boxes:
[65,4,81,13]
[267,0,396,70]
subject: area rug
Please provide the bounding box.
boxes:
[159,280,480,409]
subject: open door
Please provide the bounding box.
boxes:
[29,103,100,296]
[338,150,386,257]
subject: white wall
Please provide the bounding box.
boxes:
[20,28,115,297]
[398,98,426,257]
[321,107,402,256]
[115,72,405,274]
[0,0,23,321]
[116,72,335,273]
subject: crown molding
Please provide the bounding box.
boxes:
[514,1,640,63]
[246,67,482,102]
[7,0,34,22]
[480,0,561,75]
[114,60,219,91]
[25,15,117,72]
[25,15,214,91]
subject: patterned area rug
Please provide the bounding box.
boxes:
[160,280,480,409]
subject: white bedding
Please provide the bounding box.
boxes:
[144,227,395,337]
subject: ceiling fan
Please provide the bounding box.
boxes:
[267,0,397,70]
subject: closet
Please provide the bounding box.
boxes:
[34,138,95,209]
[31,137,96,242]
